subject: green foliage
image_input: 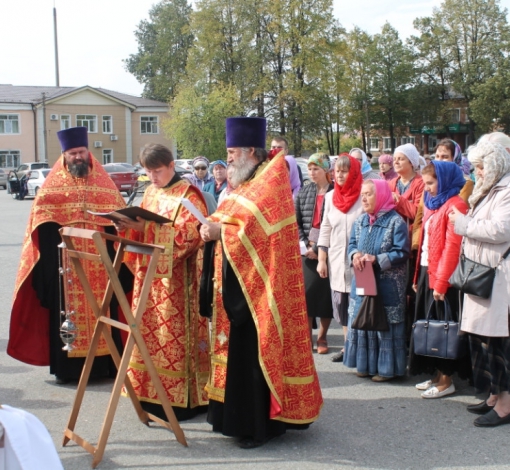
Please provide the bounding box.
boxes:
[127,0,510,151]
[164,84,243,160]
[125,0,193,101]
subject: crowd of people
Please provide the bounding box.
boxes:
[6,122,510,467]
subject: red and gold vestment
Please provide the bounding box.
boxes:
[206,154,323,424]
[124,179,210,409]
[8,153,126,365]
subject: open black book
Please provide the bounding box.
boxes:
[87,206,171,224]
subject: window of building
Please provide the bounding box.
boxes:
[383,137,394,151]
[76,115,97,133]
[102,149,113,164]
[429,136,438,151]
[369,138,379,151]
[0,114,20,134]
[0,150,21,168]
[60,114,71,130]
[102,116,112,134]
[401,136,415,146]
[450,108,461,123]
[141,116,158,134]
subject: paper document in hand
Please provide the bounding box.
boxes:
[87,206,171,224]
[299,241,308,256]
[180,198,209,225]
[354,260,377,296]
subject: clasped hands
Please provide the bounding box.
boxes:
[352,252,376,271]
[200,222,222,242]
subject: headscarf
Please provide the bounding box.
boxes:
[210,160,227,169]
[418,156,427,171]
[378,154,393,165]
[424,161,465,211]
[450,139,463,166]
[332,154,362,213]
[393,143,421,171]
[192,156,210,169]
[308,152,330,171]
[366,179,395,225]
[349,148,372,175]
[468,141,510,206]
[460,156,471,176]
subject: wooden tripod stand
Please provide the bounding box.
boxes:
[59,227,187,468]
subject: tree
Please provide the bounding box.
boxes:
[470,60,510,134]
[342,28,376,152]
[370,23,416,153]
[125,0,193,102]
[164,83,243,160]
[412,0,510,142]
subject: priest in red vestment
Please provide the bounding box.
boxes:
[116,143,210,421]
[8,126,128,383]
[200,117,323,449]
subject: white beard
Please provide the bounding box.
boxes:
[229,151,257,188]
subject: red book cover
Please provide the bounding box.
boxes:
[354,260,377,296]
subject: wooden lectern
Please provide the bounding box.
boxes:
[59,227,187,468]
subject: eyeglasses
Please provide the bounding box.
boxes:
[194,166,207,170]
[271,145,284,150]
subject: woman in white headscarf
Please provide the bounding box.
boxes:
[449,140,510,427]
[349,148,381,180]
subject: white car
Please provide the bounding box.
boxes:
[26,169,51,197]
[174,159,193,171]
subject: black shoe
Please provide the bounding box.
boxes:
[55,376,70,385]
[239,434,276,449]
[467,400,494,415]
[474,409,510,427]
[331,351,344,363]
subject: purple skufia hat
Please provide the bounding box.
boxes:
[57,126,88,152]
[226,117,266,148]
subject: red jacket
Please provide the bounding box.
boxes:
[413,195,469,294]
[388,176,424,239]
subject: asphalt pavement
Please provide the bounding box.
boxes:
[0,189,509,470]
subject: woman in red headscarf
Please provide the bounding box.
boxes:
[317,154,363,362]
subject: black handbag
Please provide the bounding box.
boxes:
[412,298,467,360]
[351,293,389,332]
[449,245,510,299]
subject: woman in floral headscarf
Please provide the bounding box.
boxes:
[295,153,334,354]
[449,140,510,427]
[317,154,364,362]
[344,179,410,381]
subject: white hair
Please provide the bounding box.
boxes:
[478,132,510,150]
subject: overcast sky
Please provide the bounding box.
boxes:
[2,0,509,98]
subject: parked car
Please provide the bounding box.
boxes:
[102,164,138,195]
[295,157,311,186]
[0,169,7,189]
[116,162,138,173]
[15,162,50,178]
[174,159,193,171]
[26,169,51,197]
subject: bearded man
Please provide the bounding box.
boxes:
[8,126,128,384]
[200,117,323,449]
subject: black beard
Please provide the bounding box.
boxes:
[69,161,89,178]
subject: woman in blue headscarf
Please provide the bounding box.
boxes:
[349,148,381,180]
[409,161,471,398]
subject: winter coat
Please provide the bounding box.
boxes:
[317,192,363,293]
[454,173,510,337]
[295,182,333,253]
[348,210,410,323]
[413,195,469,294]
